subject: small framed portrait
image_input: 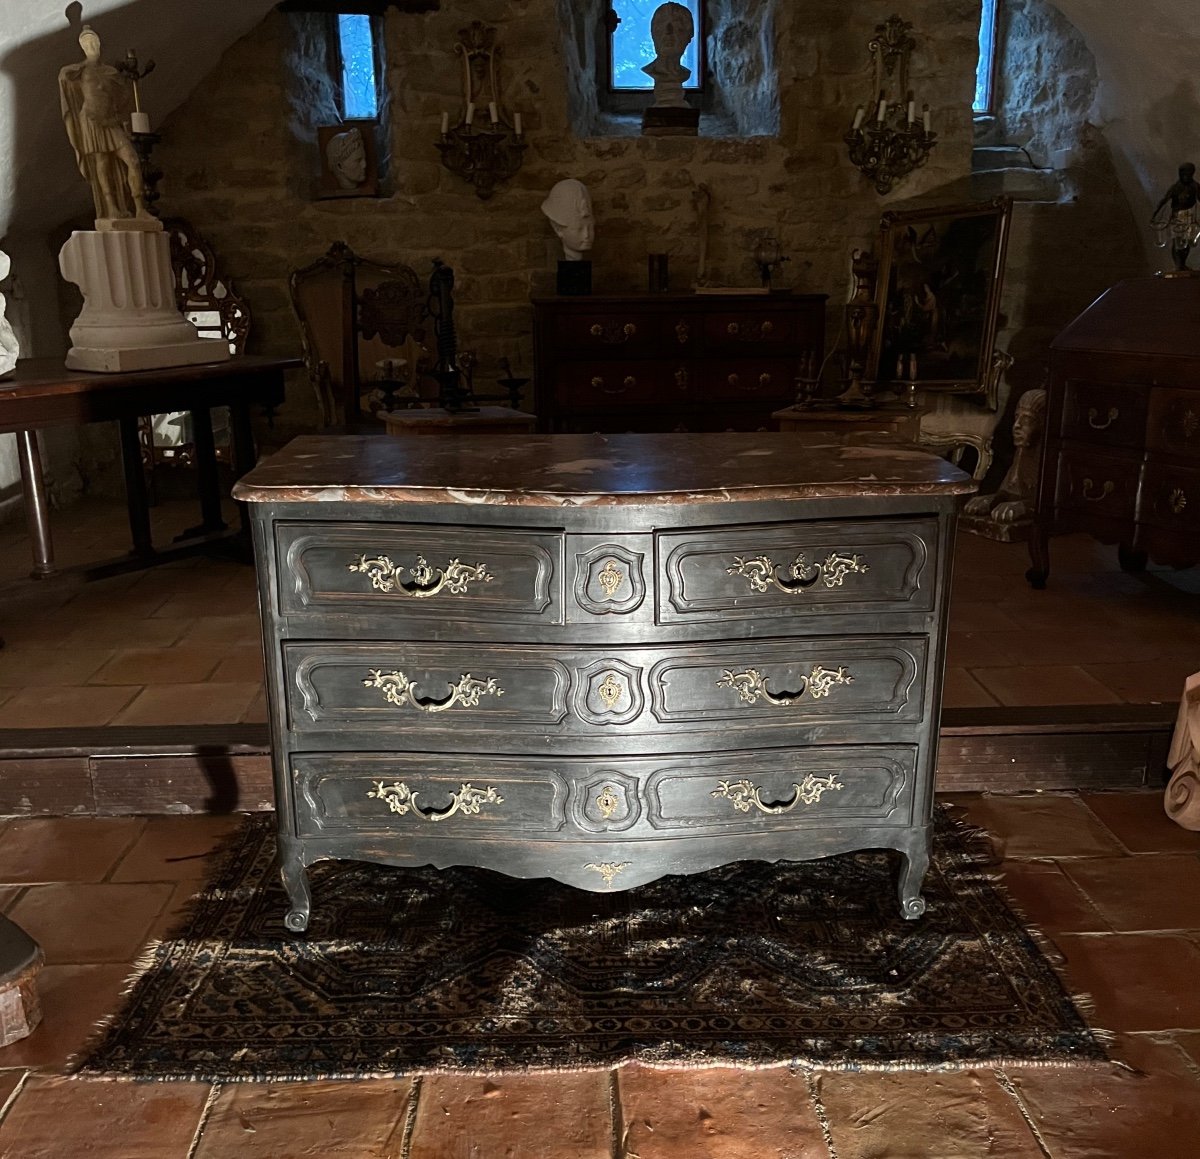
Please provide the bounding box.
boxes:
[868,197,1013,404]
[316,121,379,199]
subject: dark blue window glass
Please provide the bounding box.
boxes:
[611,0,702,91]
[338,13,379,120]
[974,0,998,114]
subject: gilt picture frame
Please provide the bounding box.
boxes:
[867,197,1012,406]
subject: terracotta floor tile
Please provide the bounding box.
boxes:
[211,647,264,683]
[0,964,132,1070]
[816,1068,1045,1158]
[1053,933,1200,1032]
[617,1065,827,1159]
[945,600,1021,633]
[1176,1031,1200,1068]
[1006,1034,1200,1158]
[110,815,244,883]
[0,646,115,688]
[177,614,261,646]
[998,861,1111,934]
[8,882,174,964]
[110,682,260,726]
[144,879,202,942]
[1084,657,1200,704]
[958,794,1125,859]
[0,684,140,728]
[970,664,1122,707]
[62,615,194,649]
[88,646,228,686]
[408,1072,612,1159]
[0,817,145,884]
[0,1074,210,1158]
[0,1070,27,1112]
[1059,855,1200,931]
[150,588,258,621]
[1081,791,1200,854]
[192,1080,412,1158]
[940,666,999,709]
[945,631,1019,669]
[240,688,269,723]
[1008,626,1159,667]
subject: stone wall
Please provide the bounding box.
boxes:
[152,0,978,434]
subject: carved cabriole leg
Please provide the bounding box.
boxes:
[278,835,311,934]
[1026,523,1050,590]
[897,831,930,921]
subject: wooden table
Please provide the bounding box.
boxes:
[773,403,925,445]
[0,355,298,580]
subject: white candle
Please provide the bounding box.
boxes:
[130,110,151,134]
[488,101,498,124]
[907,99,915,125]
[440,111,449,135]
[877,98,887,124]
[851,106,865,131]
[923,105,931,133]
[465,102,475,126]
[514,112,523,136]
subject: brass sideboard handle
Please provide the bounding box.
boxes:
[590,324,602,337]
[761,320,774,335]
[1081,478,1115,503]
[588,322,637,342]
[675,321,690,344]
[590,375,634,395]
[1170,487,1188,515]
[1088,407,1119,431]
[758,373,772,388]
[712,773,844,815]
[584,861,630,886]
[363,669,504,713]
[368,779,503,822]
[674,367,690,391]
[728,373,741,388]
[348,554,492,598]
[623,322,637,339]
[727,322,740,336]
[717,665,853,706]
[623,375,637,391]
[728,551,869,595]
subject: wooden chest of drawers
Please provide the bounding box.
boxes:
[1028,275,1200,585]
[532,293,827,433]
[234,433,972,932]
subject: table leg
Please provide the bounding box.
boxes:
[118,416,155,559]
[230,399,258,545]
[16,430,55,579]
[188,406,227,536]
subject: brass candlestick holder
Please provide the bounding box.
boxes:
[436,22,526,200]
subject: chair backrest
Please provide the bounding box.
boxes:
[289,241,433,428]
[166,218,251,354]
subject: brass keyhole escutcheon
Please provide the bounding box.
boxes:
[597,559,624,598]
[597,672,624,711]
[595,785,620,820]
[1170,488,1188,515]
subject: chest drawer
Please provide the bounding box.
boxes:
[658,518,936,624]
[552,361,693,409]
[703,310,799,352]
[283,636,927,748]
[550,311,661,358]
[1146,388,1200,458]
[277,522,562,624]
[697,360,796,403]
[1061,381,1148,450]
[1140,462,1200,532]
[1055,449,1141,522]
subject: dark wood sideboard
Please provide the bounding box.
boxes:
[1027,275,1200,587]
[234,433,972,933]
[532,293,827,432]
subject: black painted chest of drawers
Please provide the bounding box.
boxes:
[234,434,972,932]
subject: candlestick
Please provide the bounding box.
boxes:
[465,102,475,126]
[488,101,498,124]
[852,106,865,131]
[441,111,449,136]
[514,112,522,136]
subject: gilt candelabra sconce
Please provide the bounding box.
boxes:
[844,14,937,196]
[436,22,526,200]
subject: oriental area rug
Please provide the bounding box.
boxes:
[74,810,1106,1081]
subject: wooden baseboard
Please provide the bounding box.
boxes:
[0,707,1174,816]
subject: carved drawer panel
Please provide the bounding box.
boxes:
[646,745,916,833]
[1146,388,1200,457]
[658,518,936,624]
[1061,381,1148,451]
[292,753,568,837]
[553,311,661,357]
[553,362,691,409]
[696,360,796,403]
[1055,448,1141,522]
[569,538,651,620]
[277,522,562,623]
[1139,462,1200,532]
[703,310,798,351]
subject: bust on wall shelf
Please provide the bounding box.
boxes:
[325,127,368,191]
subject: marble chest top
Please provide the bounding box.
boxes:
[232,433,974,508]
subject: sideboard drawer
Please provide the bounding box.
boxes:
[658,518,937,624]
[553,362,691,409]
[277,522,562,624]
[703,310,799,351]
[552,311,660,358]
[1061,381,1148,450]
[283,636,926,743]
[698,360,796,403]
[1146,388,1200,457]
[1055,449,1141,522]
[1140,462,1200,533]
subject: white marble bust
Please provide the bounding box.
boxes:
[325,127,368,190]
[0,250,18,380]
[541,178,595,261]
[642,2,694,109]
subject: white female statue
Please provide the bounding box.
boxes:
[541,179,594,261]
[643,2,695,108]
[0,250,18,379]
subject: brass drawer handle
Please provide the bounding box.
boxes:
[674,367,690,391]
[727,320,773,338]
[718,665,853,706]
[675,321,690,344]
[1170,487,1188,515]
[363,669,504,713]
[762,320,774,335]
[728,373,740,388]
[624,322,637,339]
[759,372,772,388]
[588,322,637,341]
[1081,478,1115,502]
[590,324,602,337]
[727,322,740,336]
[712,773,844,815]
[348,554,492,598]
[590,375,636,395]
[729,551,869,594]
[368,780,503,822]
[1088,407,1119,430]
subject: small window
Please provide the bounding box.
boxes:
[974,0,999,115]
[335,12,380,120]
[608,0,705,92]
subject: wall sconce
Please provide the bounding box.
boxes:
[436,22,526,200]
[844,15,937,196]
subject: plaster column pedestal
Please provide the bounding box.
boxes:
[59,229,229,373]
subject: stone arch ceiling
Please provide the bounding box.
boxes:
[0,0,279,242]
